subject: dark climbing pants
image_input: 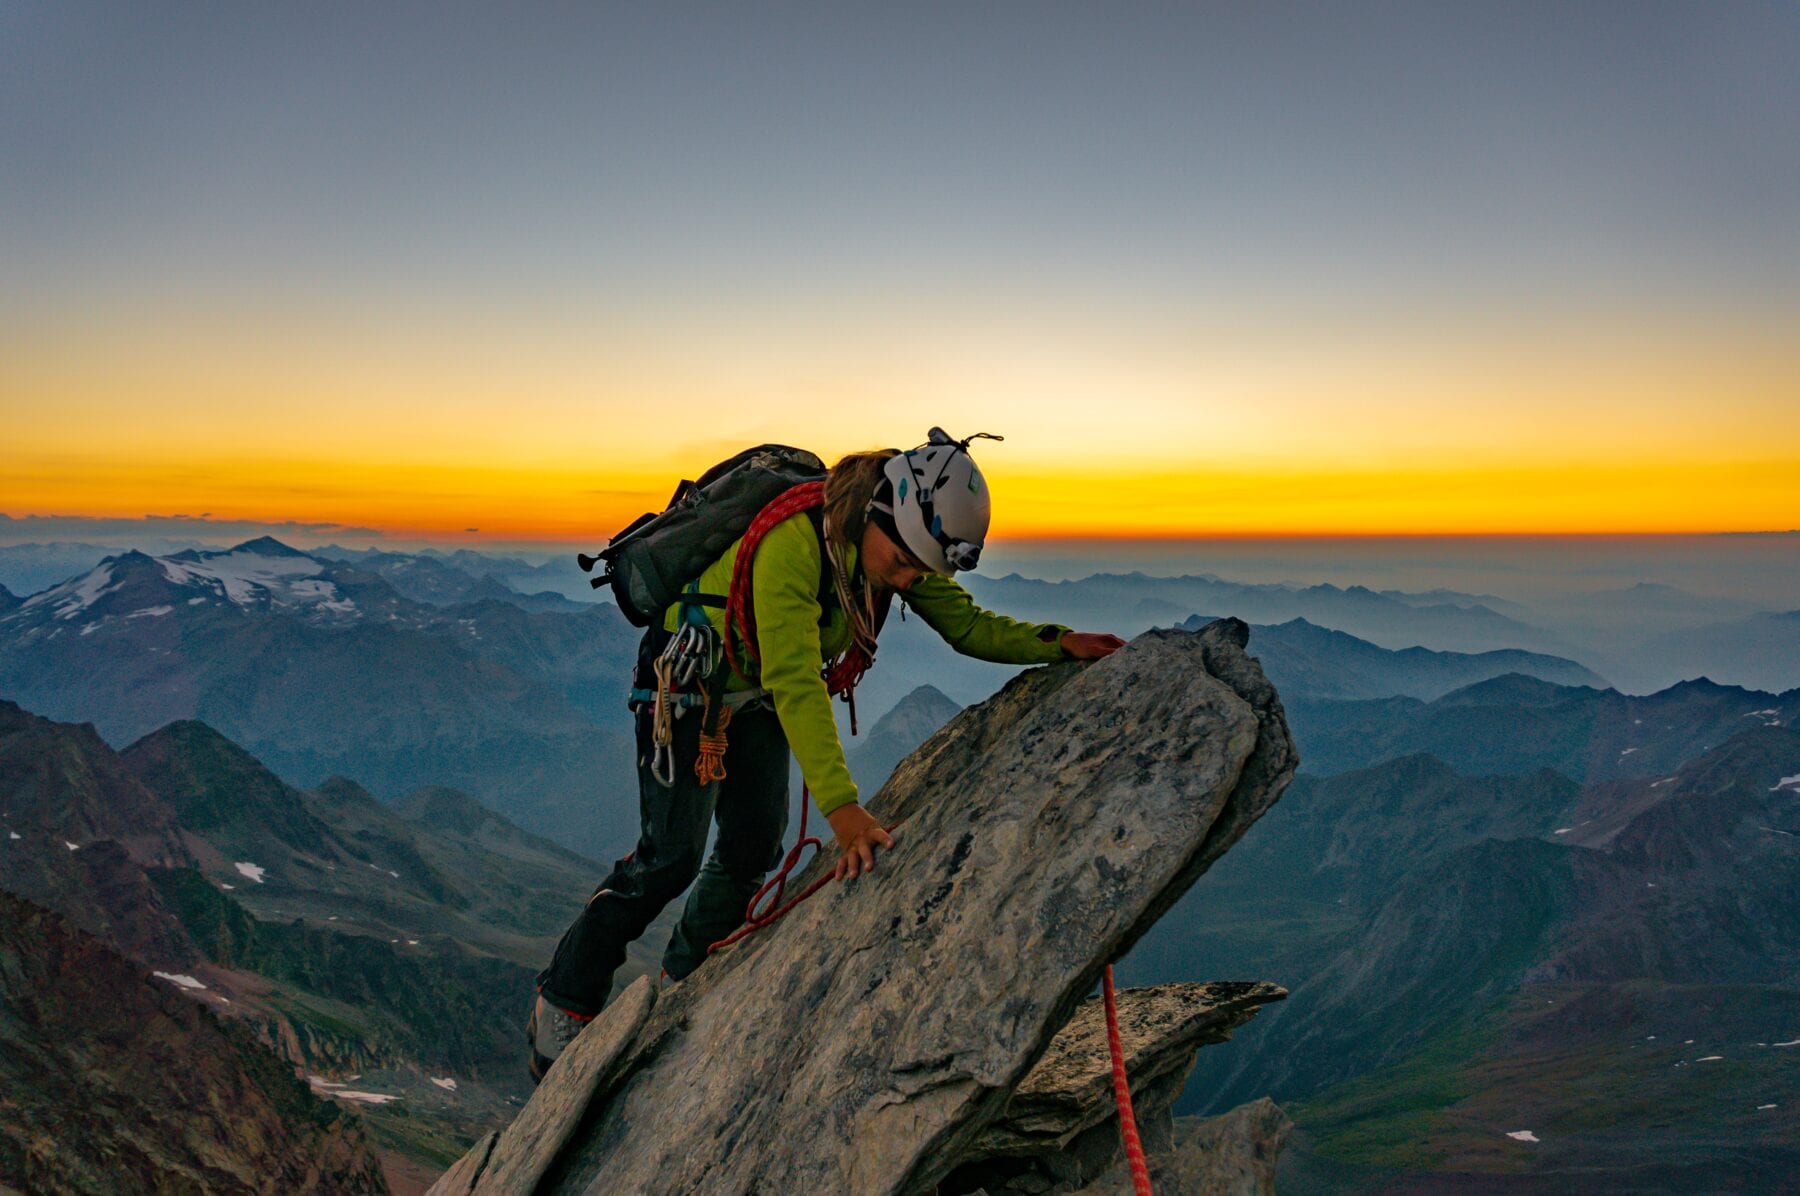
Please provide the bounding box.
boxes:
[536,632,791,1016]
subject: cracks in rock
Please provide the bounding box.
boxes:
[914,831,976,929]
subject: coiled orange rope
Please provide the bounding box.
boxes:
[694,694,732,784]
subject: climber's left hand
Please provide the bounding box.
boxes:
[1060,631,1126,660]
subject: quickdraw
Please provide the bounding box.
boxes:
[648,617,723,787]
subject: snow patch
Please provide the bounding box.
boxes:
[25,563,118,619]
[161,549,337,609]
[1651,776,1678,788]
[64,841,79,852]
[1769,1039,1799,1048]
[1770,773,1800,792]
[1553,827,1572,835]
[1759,1103,1778,1110]
[220,883,235,890]
[1506,1131,1539,1143]
[1619,746,1638,756]
[306,1076,401,1105]
[126,605,174,618]
[333,1091,401,1105]
[1697,1055,1724,1062]
[153,972,207,990]
[430,1077,458,1091]
[7,832,19,841]
[234,861,266,883]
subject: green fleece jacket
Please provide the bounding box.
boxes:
[661,512,1071,817]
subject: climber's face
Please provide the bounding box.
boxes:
[862,522,928,593]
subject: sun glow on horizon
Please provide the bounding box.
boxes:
[6,453,1795,543]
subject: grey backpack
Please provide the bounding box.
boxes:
[580,445,828,627]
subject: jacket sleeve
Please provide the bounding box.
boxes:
[749,515,860,817]
[900,574,1072,665]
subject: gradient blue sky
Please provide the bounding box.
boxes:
[3,2,1796,538]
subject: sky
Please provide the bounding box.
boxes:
[2,2,1796,542]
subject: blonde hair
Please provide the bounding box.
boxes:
[822,448,899,559]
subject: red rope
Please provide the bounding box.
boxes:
[1104,964,1154,1195]
[706,786,829,954]
[722,480,873,700]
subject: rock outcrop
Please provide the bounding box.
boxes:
[1106,1097,1293,1196]
[433,620,1296,1194]
[942,981,1287,1193]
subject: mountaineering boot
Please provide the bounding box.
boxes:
[526,992,594,1084]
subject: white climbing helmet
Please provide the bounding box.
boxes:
[871,428,1000,574]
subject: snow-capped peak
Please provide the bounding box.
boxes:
[162,545,323,604]
[19,561,118,619]
[7,541,360,627]
[154,542,360,614]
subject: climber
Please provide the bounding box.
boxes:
[527,430,1126,1081]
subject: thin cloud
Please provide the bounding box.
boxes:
[0,513,389,546]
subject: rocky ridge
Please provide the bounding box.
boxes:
[431,618,1296,1194]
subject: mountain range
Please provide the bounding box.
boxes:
[1121,702,1800,1190]
[1285,671,1797,782]
[0,697,645,1178]
[0,538,643,860]
[3,553,1797,1191]
[832,656,1800,1190]
[1,538,1636,864]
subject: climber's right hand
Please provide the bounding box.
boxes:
[827,803,896,881]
